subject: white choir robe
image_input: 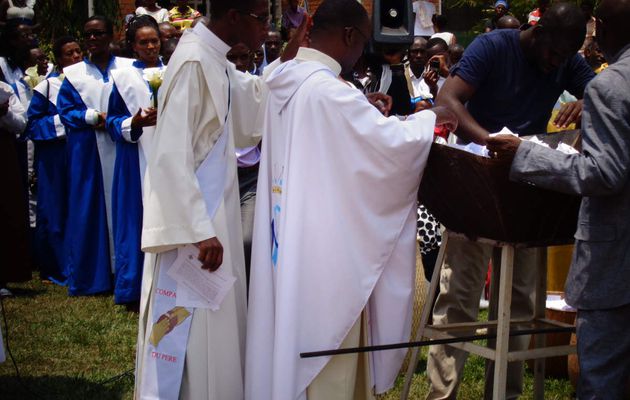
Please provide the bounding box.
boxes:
[245,48,436,400]
[135,23,263,400]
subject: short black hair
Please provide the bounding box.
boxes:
[210,0,260,19]
[125,14,160,48]
[538,2,586,46]
[432,14,448,30]
[52,35,79,62]
[311,0,368,35]
[426,37,448,52]
[85,15,114,36]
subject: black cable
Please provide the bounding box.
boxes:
[0,295,136,399]
[300,325,576,358]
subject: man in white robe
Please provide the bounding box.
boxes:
[245,1,458,399]
[134,1,272,399]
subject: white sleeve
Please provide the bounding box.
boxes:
[230,66,265,148]
[141,62,218,253]
[0,90,27,134]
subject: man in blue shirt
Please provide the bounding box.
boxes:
[426,3,594,399]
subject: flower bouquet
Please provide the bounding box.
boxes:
[142,67,165,109]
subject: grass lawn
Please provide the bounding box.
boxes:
[1,276,575,399]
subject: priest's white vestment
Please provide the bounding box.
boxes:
[245,48,437,400]
[135,23,263,400]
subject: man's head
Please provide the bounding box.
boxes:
[253,47,265,67]
[596,0,630,61]
[227,42,253,72]
[52,36,82,70]
[408,36,428,72]
[159,22,179,50]
[289,0,299,11]
[449,43,464,65]
[309,0,370,74]
[161,37,179,65]
[529,2,586,73]
[425,37,449,60]
[496,15,521,29]
[209,0,270,50]
[494,0,509,18]
[583,37,606,70]
[83,16,114,58]
[28,47,49,75]
[264,31,282,62]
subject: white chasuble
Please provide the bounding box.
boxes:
[136,23,263,400]
[245,48,436,400]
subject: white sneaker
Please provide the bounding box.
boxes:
[0,288,13,298]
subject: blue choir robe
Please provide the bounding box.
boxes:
[106,61,164,304]
[57,56,134,296]
[25,71,68,285]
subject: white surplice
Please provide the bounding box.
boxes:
[136,23,263,400]
[245,48,437,400]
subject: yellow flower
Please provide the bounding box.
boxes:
[24,66,44,89]
[142,68,164,108]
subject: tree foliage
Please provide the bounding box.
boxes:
[34,0,121,45]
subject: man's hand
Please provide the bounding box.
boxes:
[553,100,583,129]
[197,237,223,272]
[281,15,312,62]
[428,55,450,78]
[422,69,439,96]
[486,134,522,160]
[95,112,107,130]
[430,105,458,133]
[131,108,158,129]
[0,101,9,117]
[365,92,392,116]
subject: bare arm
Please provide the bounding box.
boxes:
[435,74,489,144]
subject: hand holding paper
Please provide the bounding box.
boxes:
[167,244,236,311]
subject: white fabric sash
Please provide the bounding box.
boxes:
[110,66,163,185]
[34,75,62,106]
[138,124,230,400]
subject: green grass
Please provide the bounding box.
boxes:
[1,277,575,399]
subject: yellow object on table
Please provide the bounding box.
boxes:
[547,245,574,292]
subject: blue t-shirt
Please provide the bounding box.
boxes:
[452,29,595,135]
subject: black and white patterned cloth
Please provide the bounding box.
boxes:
[417,203,441,255]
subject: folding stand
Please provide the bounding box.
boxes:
[400,230,576,400]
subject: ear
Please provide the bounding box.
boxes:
[226,8,241,25]
[343,27,354,47]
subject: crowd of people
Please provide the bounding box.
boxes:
[0,0,629,399]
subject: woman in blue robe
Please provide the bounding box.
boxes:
[106,15,163,305]
[25,36,82,285]
[56,16,134,296]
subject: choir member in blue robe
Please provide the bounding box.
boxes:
[57,16,134,296]
[106,15,163,305]
[25,36,83,285]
